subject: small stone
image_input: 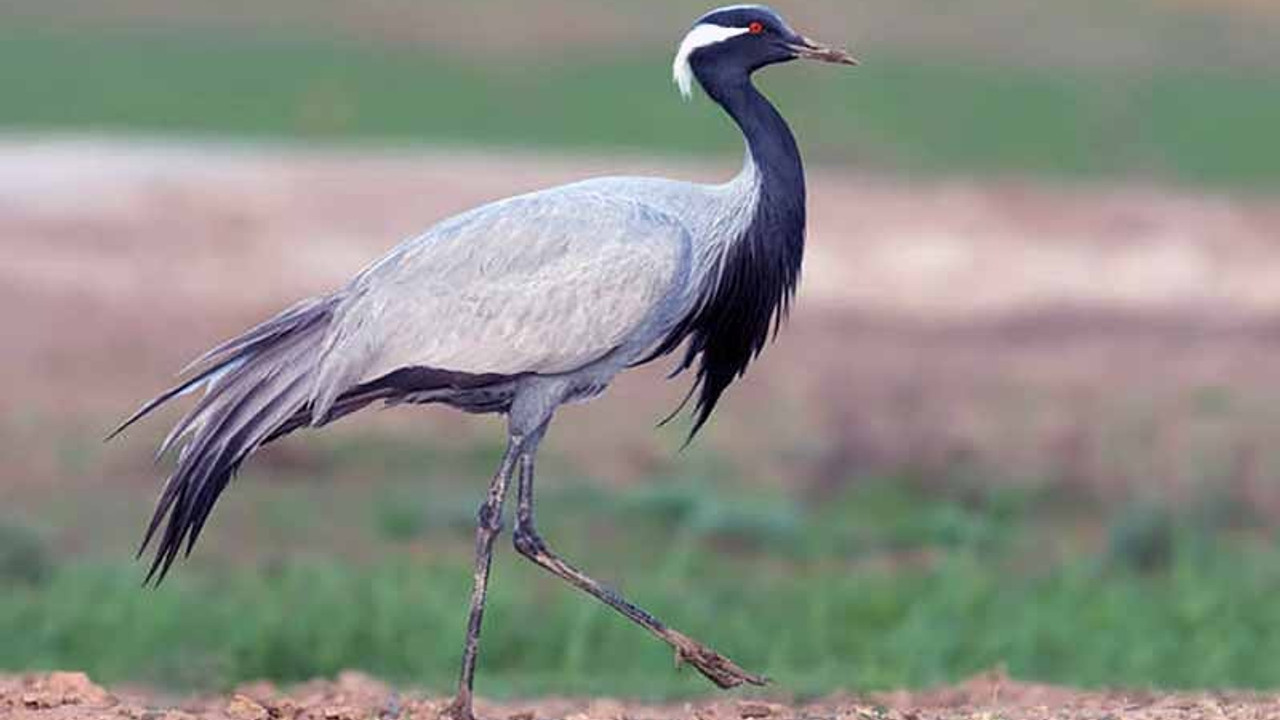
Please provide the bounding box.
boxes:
[335,671,391,699]
[739,702,781,718]
[323,705,364,720]
[380,693,404,720]
[228,694,270,720]
[234,681,280,704]
[26,671,114,707]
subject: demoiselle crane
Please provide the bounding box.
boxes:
[111,5,855,717]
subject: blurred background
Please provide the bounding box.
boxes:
[3,0,1280,701]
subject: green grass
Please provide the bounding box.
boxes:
[3,23,1278,187]
[4,470,1280,697]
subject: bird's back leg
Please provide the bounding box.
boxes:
[511,445,767,690]
[445,434,522,720]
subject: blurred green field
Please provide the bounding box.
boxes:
[2,18,1278,187]
[4,433,1280,697]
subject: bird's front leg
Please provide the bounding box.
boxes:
[445,435,522,720]
[511,451,767,689]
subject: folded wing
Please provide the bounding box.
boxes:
[310,188,690,422]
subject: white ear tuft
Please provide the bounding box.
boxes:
[672,24,752,100]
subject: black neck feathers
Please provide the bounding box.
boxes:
[649,73,807,438]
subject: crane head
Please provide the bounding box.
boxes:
[674,4,857,100]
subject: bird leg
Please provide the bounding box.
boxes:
[511,451,767,689]
[445,436,522,720]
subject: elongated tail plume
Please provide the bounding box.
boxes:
[109,296,339,584]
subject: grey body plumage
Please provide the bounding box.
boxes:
[112,6,855,717]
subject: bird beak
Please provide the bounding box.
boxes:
[789,37,859,66]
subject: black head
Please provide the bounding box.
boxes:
[673,4,856,99]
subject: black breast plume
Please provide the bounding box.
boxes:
[642,78,807,439]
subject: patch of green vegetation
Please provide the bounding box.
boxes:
[4,475,1280,696]
[2,23,1277,187]
[0,518,52,587]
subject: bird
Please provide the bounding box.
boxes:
[110,5,855,719]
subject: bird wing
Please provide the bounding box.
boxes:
[309,187,691,419]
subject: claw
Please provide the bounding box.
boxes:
[667,630,769,689]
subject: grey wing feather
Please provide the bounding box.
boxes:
[309,187,691,422]
[116,296,339,583]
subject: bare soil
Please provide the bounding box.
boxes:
[3,671,1279,720]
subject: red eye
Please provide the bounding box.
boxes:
[748,21,765,35]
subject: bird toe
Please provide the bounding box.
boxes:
[668,630,769,689]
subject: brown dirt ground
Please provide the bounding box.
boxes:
[3,670,1280,720]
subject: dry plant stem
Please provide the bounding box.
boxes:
[511,452,767,690]
[445,437,522,720]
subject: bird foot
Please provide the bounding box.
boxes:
[442,697,477,720]
[668,629,769,689]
